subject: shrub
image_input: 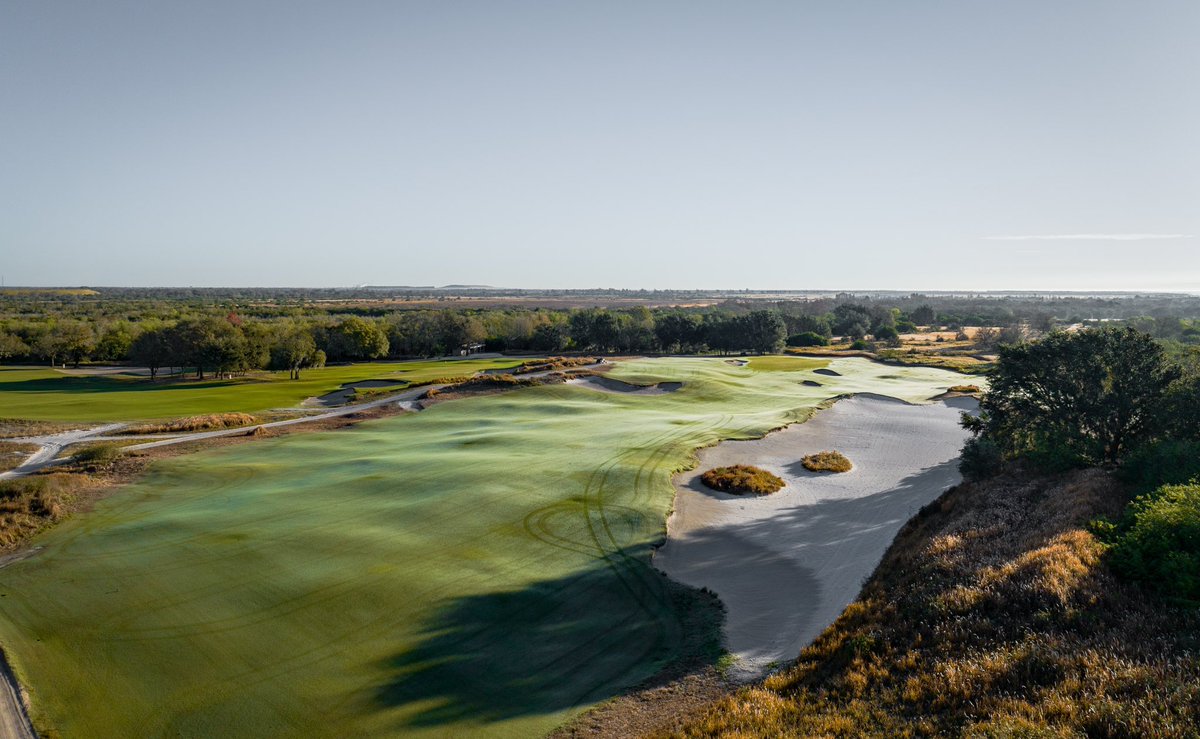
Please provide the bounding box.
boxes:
[787,332,829,347]
[959,437,1002,480]
[801,451,853,473]
[874,326,901,345]
[849,339,874,351]
[72,443,122,465]
[1104,483,1200,605]
[700,465,785,495]
[1119,440,1200,494]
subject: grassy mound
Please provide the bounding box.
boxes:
[665,469,1200,737]
[947,384,982,394]
[700,465,785,495]
[801,450,852,473]
[128,412,258,434]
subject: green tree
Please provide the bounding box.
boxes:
[0,331,29,360]
[271,328,320,380]
[743,310,787,354]
[95,324,134,361]
[326,317,389,360]
[129,327,171,381]
[910,304,936,325]
[965,327,1179,465]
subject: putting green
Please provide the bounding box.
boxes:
[0,358,526,422]
[0,358,967,738]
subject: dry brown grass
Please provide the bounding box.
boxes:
[0,473,90,548]
[948,384,983,395]
[663,468,1200,738]
[512,356,597,374]
[801,450,853,473]
[0,418,85,439]
[127,412,258,434]
[700,465,785,495]
[0,442,38,473]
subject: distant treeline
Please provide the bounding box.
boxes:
[2,290,1199,377]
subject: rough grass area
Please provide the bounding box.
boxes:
[70,443,124,467]
[700,465,785,495]
[0,418,86,439]
[423,373,545,397]
[0,358,530,422]
[127,412,258,434]
[0,474,89,548]
[512,356,597,374]
[665,469,1200,738]
[947,384,982,394]
[0,357,967,738]
[801,450,853,473]
[0,443,38,473]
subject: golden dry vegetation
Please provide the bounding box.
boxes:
[801,451,853,473]
[665,469,1200,738]
[126,412,259,434]
[0,473,90,548]
[700,465,785,495]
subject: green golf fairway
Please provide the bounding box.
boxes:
[0,358,526,422]
[0,358,966,737]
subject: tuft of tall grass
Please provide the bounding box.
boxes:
[700,465,784,495]
[801,450,853,473]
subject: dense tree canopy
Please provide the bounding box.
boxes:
[964,327,1180,465]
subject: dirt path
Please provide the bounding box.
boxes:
[0,423,128,481]
[0,651,34,739]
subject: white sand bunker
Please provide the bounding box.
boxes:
[567,376,682,395]
[655,394,976,680]
[309,379,406,407]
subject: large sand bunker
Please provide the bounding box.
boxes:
[654,394,976,680]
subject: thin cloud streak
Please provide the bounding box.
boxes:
[984,233,1195,241]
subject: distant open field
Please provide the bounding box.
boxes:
[0,357,968,738]
[0,359,526,422]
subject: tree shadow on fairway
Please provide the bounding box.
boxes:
[0,374,244,394]
[374,550,723,730]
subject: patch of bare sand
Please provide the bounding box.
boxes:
[654,394,976,680]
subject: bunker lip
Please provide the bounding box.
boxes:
[309,379,408,407]
[653,393,977,681]
[567,376,683,395]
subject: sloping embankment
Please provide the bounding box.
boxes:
[665,466,1200,737]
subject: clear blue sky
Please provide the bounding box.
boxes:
[2,1,1197,290]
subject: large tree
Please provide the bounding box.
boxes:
[743,310,787,354]
[965,327,1180,464]
[129,327,171,381]
[326,317,389,360]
